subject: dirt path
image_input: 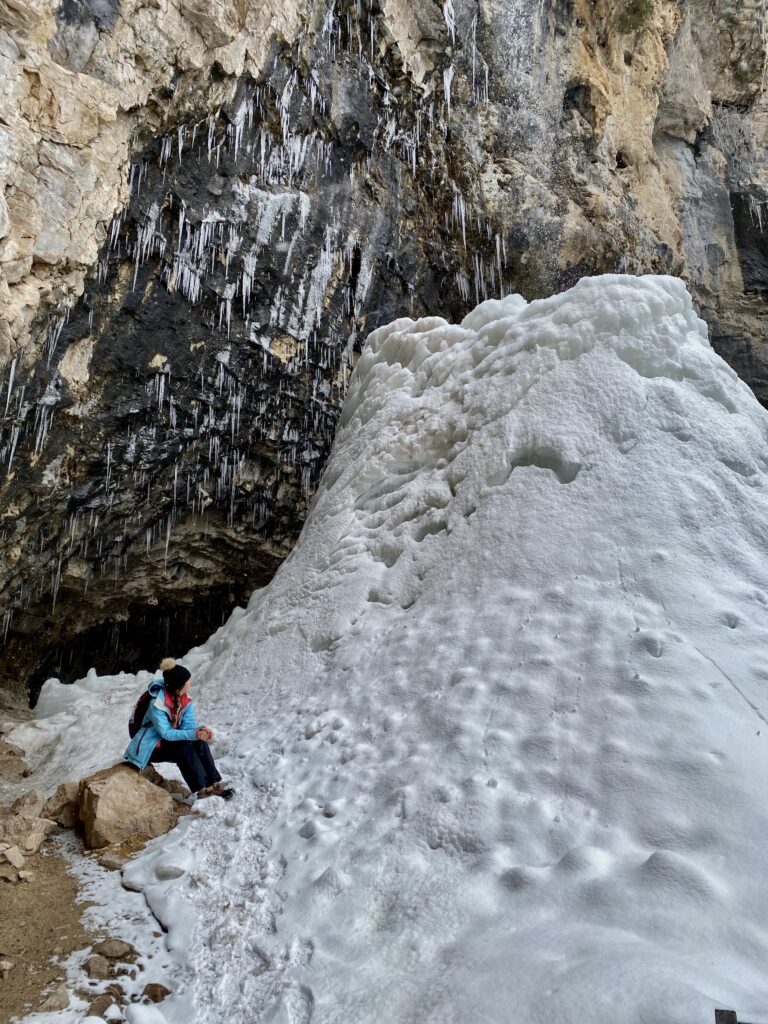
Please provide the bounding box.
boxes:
[0,724,177,1022]
[0,843,94,1022]
[0,724,94,1023]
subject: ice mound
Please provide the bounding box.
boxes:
[11,275,768,1024]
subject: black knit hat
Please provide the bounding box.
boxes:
[160,658,191,693]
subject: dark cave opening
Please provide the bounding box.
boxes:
[24,583,254,707]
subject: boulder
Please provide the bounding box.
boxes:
[78,764,177,849]
[86,955,111,980]
[9,789,45,817]
[43,781,79,828]
[0,862,18,882]
[93,938,136,961]
[39,983,70,1012]
[142,983,172,1003]
[98,850,129,871]
[89,994,117,1016]
[1,845,25,869]
[0,813,56,854]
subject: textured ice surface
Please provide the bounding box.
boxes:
[11,275,768,1024]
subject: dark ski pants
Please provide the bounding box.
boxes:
[150,739,221,793]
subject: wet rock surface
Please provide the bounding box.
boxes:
[1,0,768,700]
[0,812,56,859]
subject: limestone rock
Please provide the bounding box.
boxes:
[88,993,117,1016]
[78,764,177,849]
[85,954,111,980]
[93,938,136,960]
[43,780,79,828]
[0,813,55,854]
[39,982,70,1012]
[178,0,247,48]
[9,788,44,817]
[0,0,305,389]
[0,862,18,882]
[98,849,129,871]
[1,844,25,868]
[657,15,711,143]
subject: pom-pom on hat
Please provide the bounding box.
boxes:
[160,657,191,693]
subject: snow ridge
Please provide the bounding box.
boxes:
[13,275,768,1024]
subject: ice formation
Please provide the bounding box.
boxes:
[9,275,768,1024]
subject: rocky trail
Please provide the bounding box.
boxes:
[0,841,94,1021]
[0,731,191,1022]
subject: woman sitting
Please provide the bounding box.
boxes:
[124,658,233,802]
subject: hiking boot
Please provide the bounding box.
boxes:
[199,783,235,801]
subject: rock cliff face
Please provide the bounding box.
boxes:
[1,0,767,701]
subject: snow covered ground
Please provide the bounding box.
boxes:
[8,274,768,1024]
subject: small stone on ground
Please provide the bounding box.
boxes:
[94,938,136,960]
[86,954,112,980]
[143,982,172,1003]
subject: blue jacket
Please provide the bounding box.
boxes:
[123,679,198,770]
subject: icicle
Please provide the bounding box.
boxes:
[219,283,236,338]
[442,0,456,42]
[230,100,248,162]
[177,202,186,255]
[45,315,66,367]
[159,135,172,166]
[749,193,767,232]
[51,553,62,611]
[4,358,16,418]
[242,251,257,315]
[109,213,122,251]
[164,515,172,567]
[452,185,467,248]
[455,270,470,303]
[133,201,162,291]
[5,424,19,473]
[207,112,218,162]
[443,65,455,116]
[471,15,477,96]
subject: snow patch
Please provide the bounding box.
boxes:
[10,275,768,1024]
